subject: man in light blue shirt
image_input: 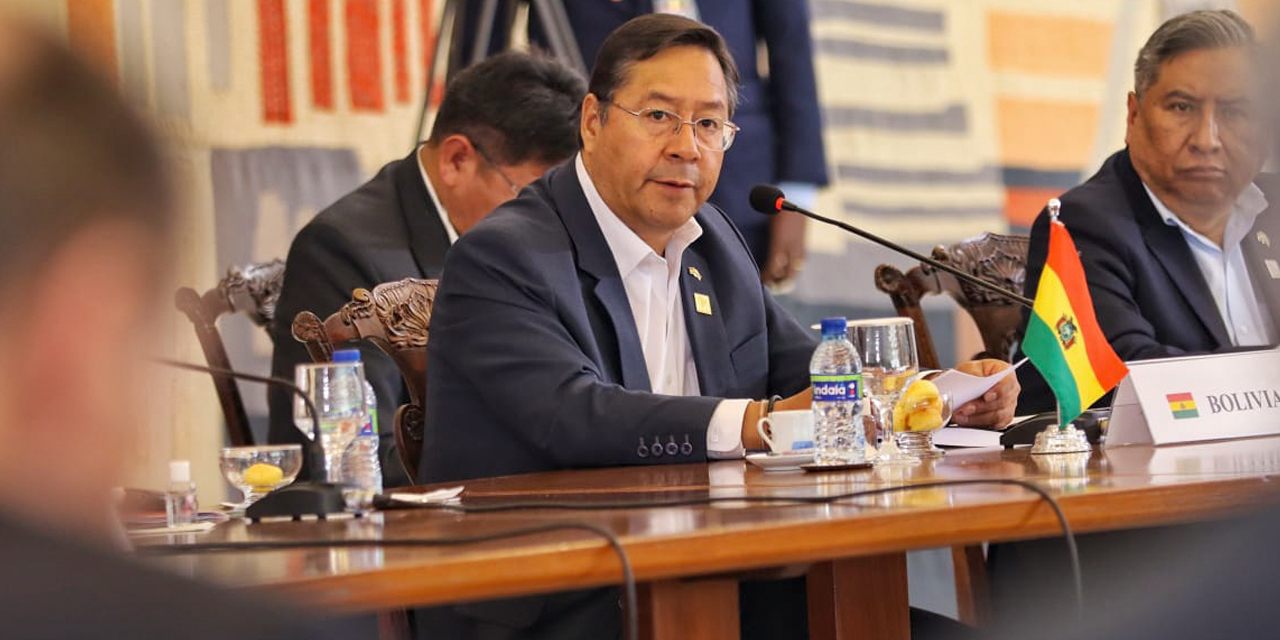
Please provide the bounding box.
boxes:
[1145,182,1275,346]
[1003,10,1280,629]
[1016,9,1280,416]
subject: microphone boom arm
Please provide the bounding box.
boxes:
[787,205,1034,309]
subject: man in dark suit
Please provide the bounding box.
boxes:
[0,16,349,639]
[1016,10,1276,414]
[420,15,1017,639]
[996,10,1277,630]
[268,52,585,486]
[464,0,827,286]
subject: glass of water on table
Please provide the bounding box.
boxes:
[847,318,919,464]
[294,360,367,486]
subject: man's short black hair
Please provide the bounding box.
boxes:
[588,14,740,118]
[0,19,172,287]
[428,51,586,166]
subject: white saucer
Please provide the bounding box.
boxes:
[746,451,815,472]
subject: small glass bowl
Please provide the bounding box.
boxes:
[219,444,303,513]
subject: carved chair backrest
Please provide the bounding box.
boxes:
[873,233,1028,370]
[175,259,286,447]
[291,278,439,481]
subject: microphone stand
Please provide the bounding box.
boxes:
[156,358,347,521]
[753,186,1034,309]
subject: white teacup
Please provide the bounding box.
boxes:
[757,410,815,454]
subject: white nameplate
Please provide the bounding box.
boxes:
[1106,349,1280,447]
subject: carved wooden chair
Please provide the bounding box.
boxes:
[291,278,439,481]
[175,259,286,447]
[873,231,1029,627]
[874,232,1029,370]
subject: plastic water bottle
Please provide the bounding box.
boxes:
[810,317,865,465]
[333,349,382,508]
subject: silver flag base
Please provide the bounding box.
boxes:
[1030,423,1092,455]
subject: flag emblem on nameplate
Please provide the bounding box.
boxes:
[1167,392,1199,419]
[694,293,712,315]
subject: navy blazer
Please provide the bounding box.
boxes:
[269,151,450,487]
[1015,149,1280,413]
[419,162,814,484]
[463,0,829,259]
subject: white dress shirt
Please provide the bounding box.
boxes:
[1144,183,1275,346]
[417,146,459,244]
[575,156,750,456]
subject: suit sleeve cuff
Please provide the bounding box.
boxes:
[707,399,751,459]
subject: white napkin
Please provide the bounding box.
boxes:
[386,486,465,505]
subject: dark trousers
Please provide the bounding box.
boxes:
[416,577,974,640]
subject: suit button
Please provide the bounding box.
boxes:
[665,437,679,456]
[636,437,649,458]
[681,435,693,456]
[650,437,664,457]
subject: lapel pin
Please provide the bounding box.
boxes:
[694,293,713,315]
[688,266,703,281]
[1258,231,1271,247]
[1266,259,1280,280]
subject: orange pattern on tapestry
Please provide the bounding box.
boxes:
[259,0,292,123]
[987,11,1112,77]
[309,0,334,109]
[346,0,384,112]
[393,0,410,103]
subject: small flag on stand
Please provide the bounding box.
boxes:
[1022,200,1129,427]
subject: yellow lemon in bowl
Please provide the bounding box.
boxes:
[243,462,284,490]
[893,380,945,432]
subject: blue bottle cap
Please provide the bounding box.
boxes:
[820,317,847,337]
[333,349,362,363]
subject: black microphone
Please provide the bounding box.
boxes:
[749,184,1034,308]
[156,358,346,521]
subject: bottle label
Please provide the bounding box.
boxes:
[359,408,377,437]
[811,374,862,402]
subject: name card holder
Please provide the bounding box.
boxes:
[1107,349,1280,447]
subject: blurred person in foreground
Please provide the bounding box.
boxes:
[0,16,347,640]
[269,51,585,487]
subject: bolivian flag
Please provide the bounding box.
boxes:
[1023,218,1129,425]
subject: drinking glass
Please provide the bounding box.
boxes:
[846,318,918,464]
[294,361,367,485]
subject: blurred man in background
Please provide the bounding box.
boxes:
[0,15,344,639]
[269,51,585,487]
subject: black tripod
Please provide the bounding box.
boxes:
[413,0,585,145]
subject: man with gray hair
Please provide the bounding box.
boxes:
[995,7,1277,628]
[1015,9,1278,414]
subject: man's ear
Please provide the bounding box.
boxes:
[580,93,602,153]
[1126,91,1140,129]
[435,134,479,188]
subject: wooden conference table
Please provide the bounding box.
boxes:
[146,437,1280,639]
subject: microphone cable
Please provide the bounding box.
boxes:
[139,520,640,640]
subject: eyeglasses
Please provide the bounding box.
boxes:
[607,103,740,152]
[473,143,520,196]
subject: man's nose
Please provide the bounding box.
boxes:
[1189,107,1223,153]
[664,121,702,162]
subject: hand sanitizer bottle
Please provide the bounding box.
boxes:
[165,460,198,527]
